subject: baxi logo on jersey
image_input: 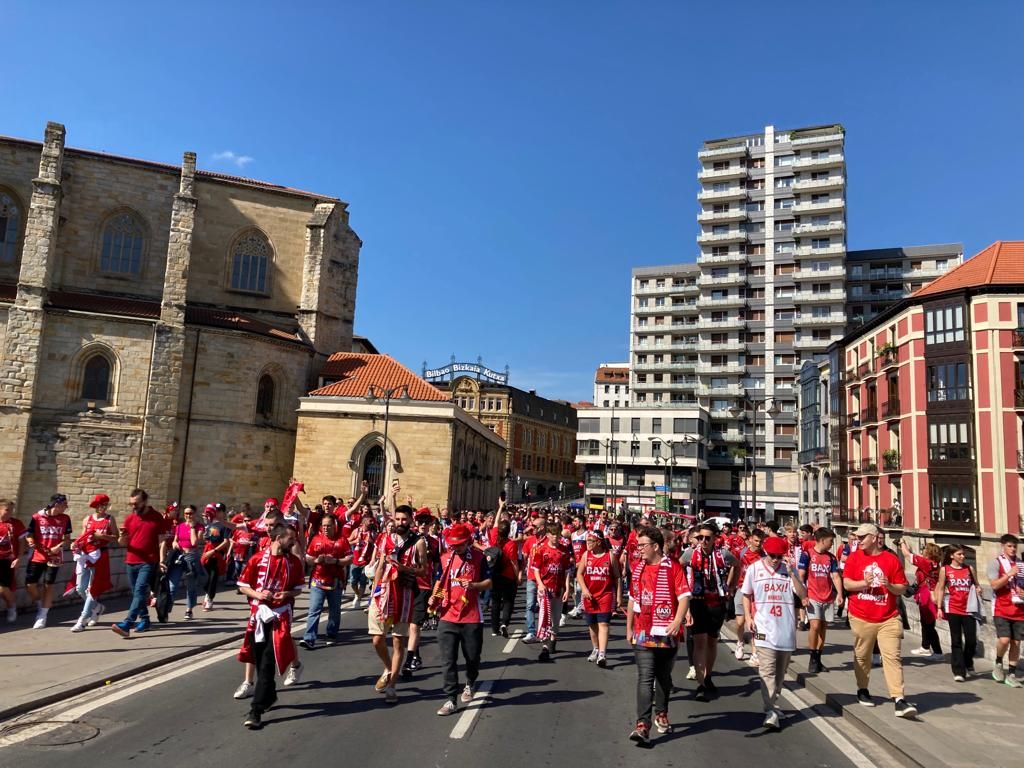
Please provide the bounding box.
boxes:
[810,562,833,576]
[654,603,672,620]
[586,564,610,578]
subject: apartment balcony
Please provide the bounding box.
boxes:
[794,289,846,303]
[697,362,745,374]
[697,251,747,266]
[793,221,846,236]
[794,313,845,326]
[634,284,673,296]
[880,348,899,369]
[697,295,747,309]
[667,302,699,315]
[792,153,845,169]
[698,209,747,224]
[697,187,746,202]
[1017,450,1024,472]
[882,399,901,419]
[868,268,906,281]
[674,282,701,295]
[697,273,746,287]
[633,303,664,316]
[695,317,746,331]
[696,339,744,352]
[633,361,696,373]
[792,175,844,192]
[792,199,846,215]
[846,459,861,474]
[1015,388,1024,409]
[791,132,845,149]
[883,454,901,473]
[709,429,745,442]
[698,166,747,182]
[668,340,699,352]
[794,266,845,281]
[698,383,745,397]
[793,244,845,258]
[698,143,747,160]
[663,381,700,391]
[1013,328,1024,349]
[697,230,748,245]
[904,266,949,280]
[632,379,686,391]
[861,405,878,425]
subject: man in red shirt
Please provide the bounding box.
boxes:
[842,522,916,717]
[300,515,352,649]
[532,522,571,661]
[0,498,27,622]
[112,489,170,638]
[987,533,1024,686]
[520,519,546,643]
[798,527,843,673]
[347,513,377,609]
[25,494,73,628]
[434,523,492,716]
[626,526,691,745]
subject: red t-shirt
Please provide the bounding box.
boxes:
[532,542,571,591]
[0,517,27,560]
[123,508,170,565]
[496,539,518,581]
[439,549,490,624]
[306,533,351,584]
[231,526,253,559]
[28,512,72,564]
[351,527,377,567]
[799,548,839,603]
[522,534,544,571]
[843,548,907,622]
[738,546,762,585]
[942,564,974,616]
[238,551,305,608]
[581,550,615,613]
[631,559,691,648]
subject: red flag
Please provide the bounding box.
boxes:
[281,480,304,513]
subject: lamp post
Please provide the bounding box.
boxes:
[649,437,676,515]
[730,396,780,522]
[366,384,410,495]
[682,434,710,519]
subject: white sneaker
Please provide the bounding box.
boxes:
[71,620,86,633]
[88,603,105,627]
[5,606,16,622]
[33,614,47,629]
[521,632,537,643]
[460,683,475,703]
[734,646,746,661]
[437,700,457,716]
[569,607,582,618]
[686,666,697,680]
[233,681,254,699]
[283,663,302,687]
[587,648,599,663]
[763,709,780,730]
[558,614,567,628]
[202,598,212,611]
[910,648,933,657]
[348,598,361,610]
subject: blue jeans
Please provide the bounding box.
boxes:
[167,555,205,612]
[125,563,153,623]
[76,567,98,621]
[525,579,537,636]
[304,584,342,643]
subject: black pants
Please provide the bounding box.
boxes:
[490,577,517,634]
[205,566,219,601]
[438,620,482,702]
[251,623,279,714]
[635,646,676,726]
[920,619,943,654]
[947,613,977,677]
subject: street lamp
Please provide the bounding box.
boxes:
[729,396,780,522]
[649,437,676,515]
[366,383,410,494]
[681,434,710,519]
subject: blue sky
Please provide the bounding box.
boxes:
[5,2,1022,401]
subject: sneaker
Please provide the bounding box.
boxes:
[587,649,599,663]
[965,667,976,678]
[437,700,457,716]
[32,614,47,629]
[1004,675,1023,689]
[491,631,499,637]
[134,619,151,632]
[203,598,212,611]
[299,639,315,650]
[243,710,262,729]
[375,670,392,692]
[953,674,966,682]
[629,721,650,745]
[184,610,193,621]
[993,665,1007,683]
[763,709,780,730]
[324,637,338,647]
[686,666,697,680]
[500,624,509,638]
[569,607,582,619]
[461,683,475,703]
[348,597,361,610]
[88,603,105,627]
[894,698,918,718]
[5,606,16,622]
[808,656,822,674]
[597,653,607,668]
[408,656,423,671]
[857,688,874,707]
[521,633,538,644]
[734,646,745,661]
[910,648,933,657]
[111,621,131,638]
[233,681,254,699]
[654,712,672,734]
[559,614,567,628]
[538,647,551,662]
[283,663,302,686]
[71,620,86,633]
[384,686,398,704]
[694,685,708,702]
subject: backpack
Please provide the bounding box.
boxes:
[483,545,503,574]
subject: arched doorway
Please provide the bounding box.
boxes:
[362,444,385,499]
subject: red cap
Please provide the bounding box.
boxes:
[763,536,788,556]
[265,497,279,506]
[444,523,473,547]
[89,494,110,509]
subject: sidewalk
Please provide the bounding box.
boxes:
[0,585,258,721]
[725,619,1024,768]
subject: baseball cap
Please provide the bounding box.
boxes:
[763,536,788,556]
[88,494,110,509]
[854,523,879,537]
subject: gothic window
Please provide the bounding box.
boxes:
[100,212,146,275]
[229,231,271,294]
[362,445,385,499]
[0,191,21,263]
[81,354,112,402]
[256,374,275,420]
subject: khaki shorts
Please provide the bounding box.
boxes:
[367,602,409,638]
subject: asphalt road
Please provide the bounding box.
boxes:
[2,600,867,767]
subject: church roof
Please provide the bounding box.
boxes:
[310,353,450,401]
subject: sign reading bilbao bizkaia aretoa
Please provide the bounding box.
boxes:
[423,359,509,385]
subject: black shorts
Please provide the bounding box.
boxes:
[410,588,428,626]
[25,561,59,585]
[0,559,13,587]
[689,600,726,637]
[994,616,1024,641]
[584,611,612,625]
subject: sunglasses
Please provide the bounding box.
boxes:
[695,535,712,541]
[766,553,782,559]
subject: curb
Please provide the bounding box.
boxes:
[720,625,947,768]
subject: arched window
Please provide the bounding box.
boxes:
[100,212,146,275]
[256,374,275,420]
[362,445,385,499]
[81,355,112,402]
[229,231,271,294]
[0,191,21,264]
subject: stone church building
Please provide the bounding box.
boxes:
[0,122,361,516]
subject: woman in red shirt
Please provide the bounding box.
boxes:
[902,540,943,657]
[933,544,980,681]
[489,521,520,639]
[576,530,622,667]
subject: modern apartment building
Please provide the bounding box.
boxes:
[594,362,630,407]
[846,243,964,331]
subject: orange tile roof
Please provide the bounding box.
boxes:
[912,241,1024,298]
[595,367,629,383]
[310,353,450,401]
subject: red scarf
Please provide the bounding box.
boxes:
[687,547,728,600]
[373,534,418,624]
[237,548,298,674]
[537,586,555,641]
[281,481,304,515]
[631,556,676,638]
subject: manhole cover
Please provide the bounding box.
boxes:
[2,720,101,747]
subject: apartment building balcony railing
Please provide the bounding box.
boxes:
[883,454,901,473]
[697,362,745,374]
[698,209,747,224]
[698,230,748,244]
[879,348,899,369]
[860,405,878,425]
[791,199,846,215]
[697,273,746,287]
[633,362,696,373]
[696,339,743,352]
[698,166,747,181]
[904,266,949,280]
[696,295,747,309]
[882,399,901,419]
[791,132,845,148]
[674,282,701,294]
[792,175,844,191]
[794,266,845,280]
[667,302,699,314]
[697,187,746,202]
[931,506,979,533]
[1013,328,1024,349]
[710,429,745,442]
[695,317,746,331]
[668,340,699,352]
[793,244,845,257]
[794,313,845,326]
[868,268,905,281]
[1015,388,1024,409]
[794,289,846,303]
[634,284,672,296]
[698,143,747,160]
[697,251,747,265]
[793,221,846,236]
[846,460,861,474]
[697,383,745,397]
[792,153,845,169]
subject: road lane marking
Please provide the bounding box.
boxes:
[502,629,522,654]
[448,679,494,739]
